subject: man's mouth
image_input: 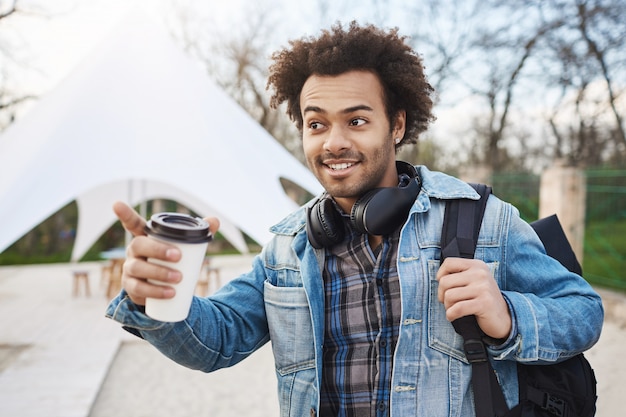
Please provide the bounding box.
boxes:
[327,162,354,171]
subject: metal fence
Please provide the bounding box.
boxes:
[491,170,626,291]
[490,173,540,222]
[583,170,626,290]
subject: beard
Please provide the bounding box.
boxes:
[308,134,395,200]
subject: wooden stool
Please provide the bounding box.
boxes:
[195,274,209,297]
[106,259,124,299]
[72,271,91,297]
[100,261,112,290]
[196,258,222,296]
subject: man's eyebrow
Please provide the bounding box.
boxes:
[303,105,325,115]
[302,104,374,115]
[342,105,374,114]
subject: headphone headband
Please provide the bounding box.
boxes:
[306,161,421,249]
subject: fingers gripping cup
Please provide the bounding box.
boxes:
[144,212,212,322]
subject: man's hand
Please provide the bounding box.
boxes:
[436,258,512,340]
[111,201,220,306]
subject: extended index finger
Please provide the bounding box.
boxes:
[203,216,221,237]
[112,201,146,237]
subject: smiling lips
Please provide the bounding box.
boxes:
[328,162,355,170]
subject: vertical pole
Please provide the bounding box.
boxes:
[139,179,147,219]
[125,178,133,247]
[539,161,586,264]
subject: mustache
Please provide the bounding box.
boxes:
[316,151,363,163]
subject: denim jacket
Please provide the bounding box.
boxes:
[106,165,603,417]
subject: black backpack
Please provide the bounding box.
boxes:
[441,183,597,417]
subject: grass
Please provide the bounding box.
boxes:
[583,219,626,292]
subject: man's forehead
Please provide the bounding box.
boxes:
[300,71,384,113]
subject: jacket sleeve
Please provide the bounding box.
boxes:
[105,253,270,372]
[489,207,604,363]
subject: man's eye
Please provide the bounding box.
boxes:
[309,121,323,129]
[350,118,366,126]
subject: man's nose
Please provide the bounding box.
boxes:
[323,126,351,154]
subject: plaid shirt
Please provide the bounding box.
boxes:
[319,220,402,417]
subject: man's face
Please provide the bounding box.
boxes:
[300,70,406,212]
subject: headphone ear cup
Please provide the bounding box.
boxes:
[306,198,345,249]
[350,189,380,234]
[351,161,421,236]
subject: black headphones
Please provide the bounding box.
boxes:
[306,160,421,249]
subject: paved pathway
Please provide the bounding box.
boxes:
[0,257,624,417]
[0,262,124,417]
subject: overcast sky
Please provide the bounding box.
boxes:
[1,1,252,92]
[0,0,484,154]
[2,0,415,95]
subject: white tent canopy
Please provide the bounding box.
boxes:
[0,10,322,261]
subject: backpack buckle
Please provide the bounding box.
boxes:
[543,394,566,417]
[463,339,488,363]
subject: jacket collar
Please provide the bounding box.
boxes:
[269,165,480,236]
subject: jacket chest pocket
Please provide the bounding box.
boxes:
[264,281,316,375]
[427,260,499,363]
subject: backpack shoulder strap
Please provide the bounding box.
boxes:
[441,183,509,417]
[441,183,491,261]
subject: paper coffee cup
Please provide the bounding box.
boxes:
[144,212,212,322]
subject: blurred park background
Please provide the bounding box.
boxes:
[0,0,624,292]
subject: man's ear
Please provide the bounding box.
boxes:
[392,110,407,141]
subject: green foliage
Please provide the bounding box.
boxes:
[490,173,540,222]
[583,220,626,291]
[0,201,78,265]
[0,199,258,265]
[1,172,624,294]
[582,169,626,292]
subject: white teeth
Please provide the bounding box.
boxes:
[328,163,353,170]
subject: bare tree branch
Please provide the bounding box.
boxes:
[575,1,626,146]
[0,0,18,20]
[0,94,36,110]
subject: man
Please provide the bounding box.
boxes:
[106,22,603,416]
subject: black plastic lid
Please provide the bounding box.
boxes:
[144,212,212,243]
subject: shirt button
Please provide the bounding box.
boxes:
[380,339,387,347]
[377,401,386,411]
